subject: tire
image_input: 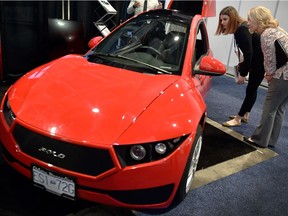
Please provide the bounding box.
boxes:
[172,125,203,207]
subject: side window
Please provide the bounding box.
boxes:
[194,22,208,64]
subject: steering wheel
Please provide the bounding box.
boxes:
[138,46,164,61]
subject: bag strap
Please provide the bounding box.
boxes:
[234,39,242,62]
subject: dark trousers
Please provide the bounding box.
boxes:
[238,70,265,116]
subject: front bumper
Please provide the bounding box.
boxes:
[0,117,193,209]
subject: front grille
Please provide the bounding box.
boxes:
[12,124,115,176]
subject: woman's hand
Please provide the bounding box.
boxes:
[265,74,273,83]
[237,75,245,84]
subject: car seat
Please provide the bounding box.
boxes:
[145,21,166,50]
[159,31,184,65]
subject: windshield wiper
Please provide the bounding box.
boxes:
[86,53,171,75]
[85,53,119,62]
[112,54,172,74]
[113,41,142,55]
[86,53,113,58]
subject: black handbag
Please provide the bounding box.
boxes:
[275,39,288,69]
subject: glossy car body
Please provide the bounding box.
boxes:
[0,1,225,209]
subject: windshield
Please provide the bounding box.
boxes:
[86,11,190,75]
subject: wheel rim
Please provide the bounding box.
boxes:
[185,135,202,193]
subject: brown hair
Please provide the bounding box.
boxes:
[215,6,245,35]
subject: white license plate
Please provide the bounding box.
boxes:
[32,165,75,199]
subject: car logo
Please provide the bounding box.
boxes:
[38,147,66,159]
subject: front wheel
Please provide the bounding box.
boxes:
[172,125,203,206]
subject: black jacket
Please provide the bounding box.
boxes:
[250,32,264,73]
[234,22,264,77]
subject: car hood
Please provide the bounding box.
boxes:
[9,55,180,145]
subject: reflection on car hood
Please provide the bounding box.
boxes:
[9,55,180,145]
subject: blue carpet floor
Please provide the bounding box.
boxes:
[136,75,288,216]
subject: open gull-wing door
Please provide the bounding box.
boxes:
[167,0,216,17]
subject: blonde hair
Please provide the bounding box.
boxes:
[247,6,279,30]
[215,6,245,35]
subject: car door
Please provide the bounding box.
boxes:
[192,20,212,98]
[167,0,216,98]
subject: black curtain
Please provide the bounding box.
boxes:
[0,1,129,82]
[0,1,48,81]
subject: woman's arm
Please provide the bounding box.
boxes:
[234,24,253,77]
[261,29,277,75]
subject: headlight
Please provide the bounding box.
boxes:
[155,143,167,154]
[130,145,146,160]
[114,135,189,167]
[3,96,16,126]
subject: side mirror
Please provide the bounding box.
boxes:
[88,36,103,49]
[194,56,226,76]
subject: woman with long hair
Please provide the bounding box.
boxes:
[244,6,288,148]
[216,6,264,127]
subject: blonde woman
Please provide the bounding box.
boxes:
[216,6,264,127]
[244,6,288,148]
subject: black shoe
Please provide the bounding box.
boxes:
[243,137,265,148]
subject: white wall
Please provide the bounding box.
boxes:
[206,0,288,67]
